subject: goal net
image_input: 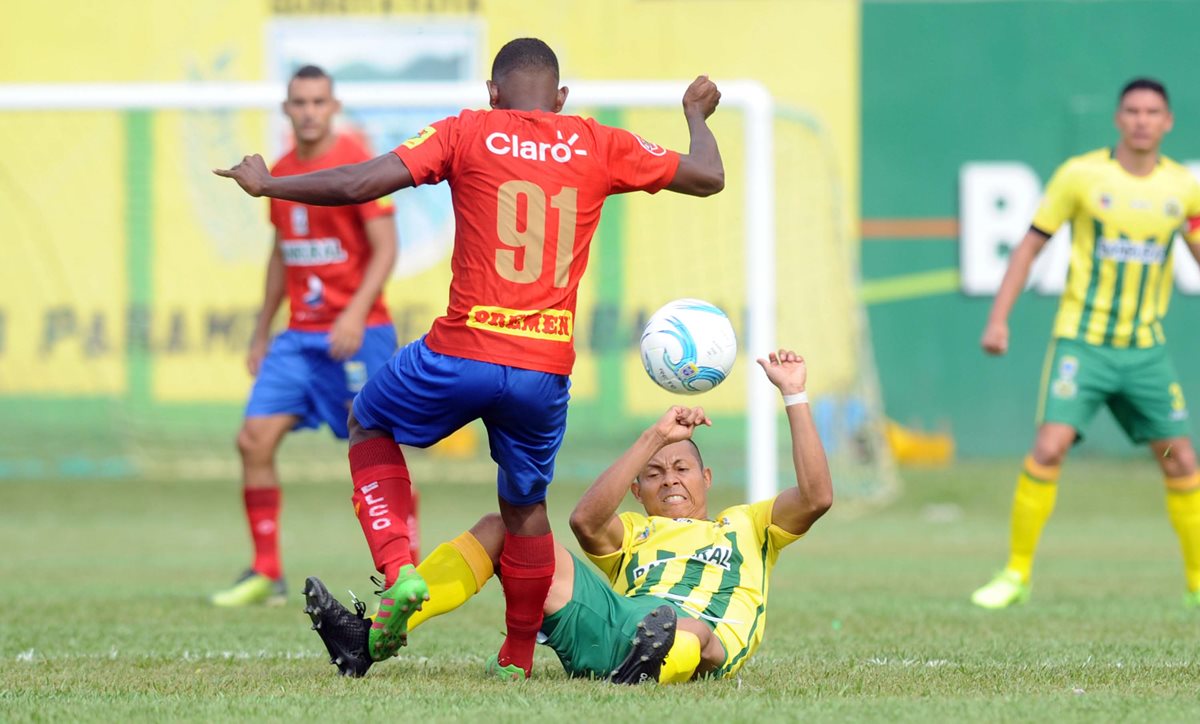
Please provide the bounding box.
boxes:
[0,81,897,507]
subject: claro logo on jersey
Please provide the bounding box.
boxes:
[467,305,573,342]
[486,130,589,163]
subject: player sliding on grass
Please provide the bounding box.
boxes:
[305,349,832,682]
[216,38,724,677]
[972,78,1200,609]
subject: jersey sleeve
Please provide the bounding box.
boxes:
[596,122,682,195]
[391,116,459,186]
[583,511,648,586]
[1182,174,1200,244]
[747,497,805,553]
[356,195,396,223]
[1031,159,1080,236]
[268,198,285,230]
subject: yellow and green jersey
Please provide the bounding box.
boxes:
[584,496,802,677]
[1032,148,1200,348]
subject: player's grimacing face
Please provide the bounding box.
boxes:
[632,441,712,519]
[1115,89,1172,153]
[284,77,339,144]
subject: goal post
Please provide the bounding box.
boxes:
[0,80,895,507]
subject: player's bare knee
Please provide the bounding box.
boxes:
[236,425,273,463]
[1031,430,1072,467]
[1155,439,1197,477]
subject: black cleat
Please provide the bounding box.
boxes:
[610,604,677,685]
[303,576,373,678]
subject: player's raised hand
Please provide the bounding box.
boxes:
[214,154,271,197]
[757,349,807,396]
[682,75,721,121]
[651,405,712,445]
[981,319,1009,356]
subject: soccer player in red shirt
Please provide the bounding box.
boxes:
[216,39,724,678]
[211,66,412,607]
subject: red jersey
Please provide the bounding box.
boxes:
[393,109,680,375]
[270,133,394,332]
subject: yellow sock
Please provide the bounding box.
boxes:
[658,631,701,684]
[406,531,494,632]
[1165,474,1200,592]
[1005,456,1059,583]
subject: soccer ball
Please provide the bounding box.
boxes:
[640,299,737,395]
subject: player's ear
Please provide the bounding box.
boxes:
[486,80,500,109]
[702,467,712,491]
[554,86,569,113]
[630,479,643,502]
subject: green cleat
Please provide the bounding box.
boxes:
[367,565,429,661]
[1184,590,1200,609]
[970,570,1030,609]
[211,569,287,608]
[486,655,527,681]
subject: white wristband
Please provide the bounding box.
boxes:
[782,391,808,407]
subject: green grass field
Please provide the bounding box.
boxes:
[4,456,1200,721]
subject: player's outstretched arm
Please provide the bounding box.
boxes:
[214,152,415,206]
[756,350,833,536]
[570,406,712,555]
[981,227,1051,356]
[666,75,724,197]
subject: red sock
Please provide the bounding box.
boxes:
[408,487,421,564]
[244,487,281,580]
[349,437,414,586]
[497,532,555,676]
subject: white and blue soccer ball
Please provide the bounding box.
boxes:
[640,299,737,395]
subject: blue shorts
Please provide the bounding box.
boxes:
[351,337,570,506]
[245,324,397,439]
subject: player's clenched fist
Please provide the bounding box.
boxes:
[682,75,721,120]
[214,154,271,197]
[980,320,1009,356]
[650,405,713,446]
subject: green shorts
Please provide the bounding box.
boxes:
[539,553,673,679]
[1037,337,1190,444]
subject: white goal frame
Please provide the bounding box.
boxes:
[0,80,779,502]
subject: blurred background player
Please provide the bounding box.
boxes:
[303,349,831,682]
[971,78,1200,609]
[211,65,410,607]
[216,38,724,675]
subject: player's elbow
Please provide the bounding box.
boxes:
[568,509,604,544]
[693,170,725,197]
[343,175,380,205]
[811,490,834,519]
[802,483,834,521]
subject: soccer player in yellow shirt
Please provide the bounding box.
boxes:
[971,78,1200,609]
[303,348,833,681]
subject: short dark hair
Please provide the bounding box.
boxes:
[683,439,704,470]
[1119,77,1168,106]
[491,38,559,82]
[291,64,333,88]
